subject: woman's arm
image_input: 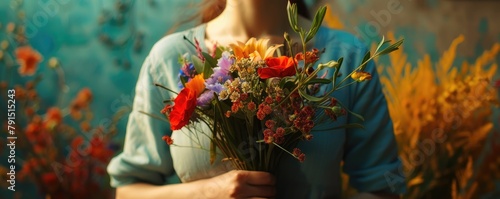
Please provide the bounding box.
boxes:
[116,170,276,199]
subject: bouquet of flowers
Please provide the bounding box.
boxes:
[154,2,403,173]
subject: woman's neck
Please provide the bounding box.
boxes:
[206,0,291,46]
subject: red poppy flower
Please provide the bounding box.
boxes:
[169,88,197,130]
[258,56,296,79]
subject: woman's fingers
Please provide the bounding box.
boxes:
[240,184,275,198]
[240,171,276,186]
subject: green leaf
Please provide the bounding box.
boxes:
[336,100,365,121]
[332,57,344,87]
[359,51,371,71]
[348,110,365,122]
[202,52,217,68]
[180,76,187,87]
[375,36,389,53]
[298,88,325,102]
[377,39,404,56]
[279,76,297,88]
[215,47,224,59]
[306,78,332,85]
[191,55,204,74]
[305,5,327,42]
[203,61,214,79]
[287,1,300,32]
[202,52,217,79]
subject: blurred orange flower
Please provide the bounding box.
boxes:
[15,45,43,76]
[44,107,63,129]
[70,88,93,120]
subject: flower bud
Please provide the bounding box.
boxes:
[318,60,338,69]
[48,57,60,68]
[284,32,291,42]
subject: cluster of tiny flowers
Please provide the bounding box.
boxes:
[231,58,264,81]
[263,120,286,144]
[291,106,315,140]
[219,77,259,117]
[257,96,274,120]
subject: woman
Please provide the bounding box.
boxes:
[107,0,405,198]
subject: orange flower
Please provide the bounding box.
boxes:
[185,74,206,96]
[80,121,91,132]
[74,88,93,105]
[15,46,43,76]
[44,107,62,129]
[258,56,296,79]
[350,71,372,82]
[229,38,283,60]
[70,88,93,120]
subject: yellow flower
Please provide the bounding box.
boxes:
[350,71,372,82]
[229,38,283,60]
[185,74,206,97]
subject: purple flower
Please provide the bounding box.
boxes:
[206,51,232,85]
[206,83,224,93]
[197,90,215,107]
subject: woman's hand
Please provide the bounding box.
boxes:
[199,170,276,199]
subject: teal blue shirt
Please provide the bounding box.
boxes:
[107,24,406,198]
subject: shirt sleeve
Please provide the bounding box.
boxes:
[107,55,179,187]
[342,44,407,194]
